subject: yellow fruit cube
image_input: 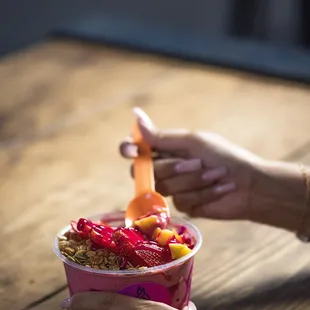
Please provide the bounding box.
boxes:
[169,243,192,260]
[134,215,158,234]
[172,228,184,244]
[152,227,161,240]
[156,229,174,246]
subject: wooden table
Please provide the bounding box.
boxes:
[1,39,310,310]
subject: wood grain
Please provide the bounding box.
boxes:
[1,39,310,310]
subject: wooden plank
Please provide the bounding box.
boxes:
[1,39,310,310]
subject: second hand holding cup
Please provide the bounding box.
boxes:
[125,117,169,227]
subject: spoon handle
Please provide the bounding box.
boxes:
[133,121,154,196]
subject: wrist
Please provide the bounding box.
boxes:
[249,159,306,232]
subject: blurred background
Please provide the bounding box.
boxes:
[1,1,310,310]
[1,0,310,82]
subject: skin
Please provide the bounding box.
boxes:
[62,107,310,310]
[120,108,310,233]
[61,292,196,310]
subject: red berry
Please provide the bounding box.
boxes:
[76,218,94,237]
[89,224,115,249]
[113,227,145,256]
[127,242,172,267]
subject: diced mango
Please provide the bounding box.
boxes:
[156,229,174,246]
[134,215,158,234]
[152,227,161,240]
[169,243,192,260]
[172,228,184,244]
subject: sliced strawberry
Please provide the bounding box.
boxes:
[113,227,145,256]
[76,218,94,237]
[127,242,172,267]
[98,221,112,228]
[96,224,114,235]
[89,225,115,250]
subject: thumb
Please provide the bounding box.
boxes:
[133,107,193,152]
[68,292,175,310]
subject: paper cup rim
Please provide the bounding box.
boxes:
[53,212,202,276]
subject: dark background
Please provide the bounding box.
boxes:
[2,0,310,82]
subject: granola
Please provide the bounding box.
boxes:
[58,231,136,270]
[58,213,194,271]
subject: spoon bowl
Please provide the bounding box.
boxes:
[125,192,168,227]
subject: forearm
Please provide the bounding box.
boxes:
[249,160,309,233]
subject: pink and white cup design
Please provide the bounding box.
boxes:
[54,211,202,310]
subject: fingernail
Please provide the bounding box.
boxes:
[202,166,227,181]
[123,143,138,158]
[133,107,154,129]
[214,182,236,195]
[175,159,202,173]
[60,298,71,309]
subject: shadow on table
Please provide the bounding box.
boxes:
[193,270,310,310]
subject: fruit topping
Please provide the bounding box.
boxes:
[62,213,194,270]
[113,227,145,256]
[127,242,171,267]
[156,229,176,246]
[169,244,192,260]
[134,215,158,235]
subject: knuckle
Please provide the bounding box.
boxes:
[153,161,166,180]
[155,181,169,196]
[190,130,204,141]
[156,131,165,140]
[187,174,200,188]
[181,131,198,146]
[200,131,219,144]
[200,188,213,203]
[173,194,188,212]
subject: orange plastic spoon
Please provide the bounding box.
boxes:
[125,121,169,227]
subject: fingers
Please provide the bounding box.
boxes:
[200,189,248,219]
[131,158,181,179]
[133,107,195,152]
[156,166,228,196]
[68,292,117,310]
[119,137,138,159]
[67,292,174,310]
[139,126,193,153]
[133,107,155,130]
[156,167,225,196]
[120,138,175,161]
[121,107,194,158]
[155,158,202,180]
[173,182,236,215]
[130,158,202,179]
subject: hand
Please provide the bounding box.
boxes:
[61,292,196,310]
[120,107,264,221]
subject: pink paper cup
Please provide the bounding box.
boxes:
[54,211,202,310]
